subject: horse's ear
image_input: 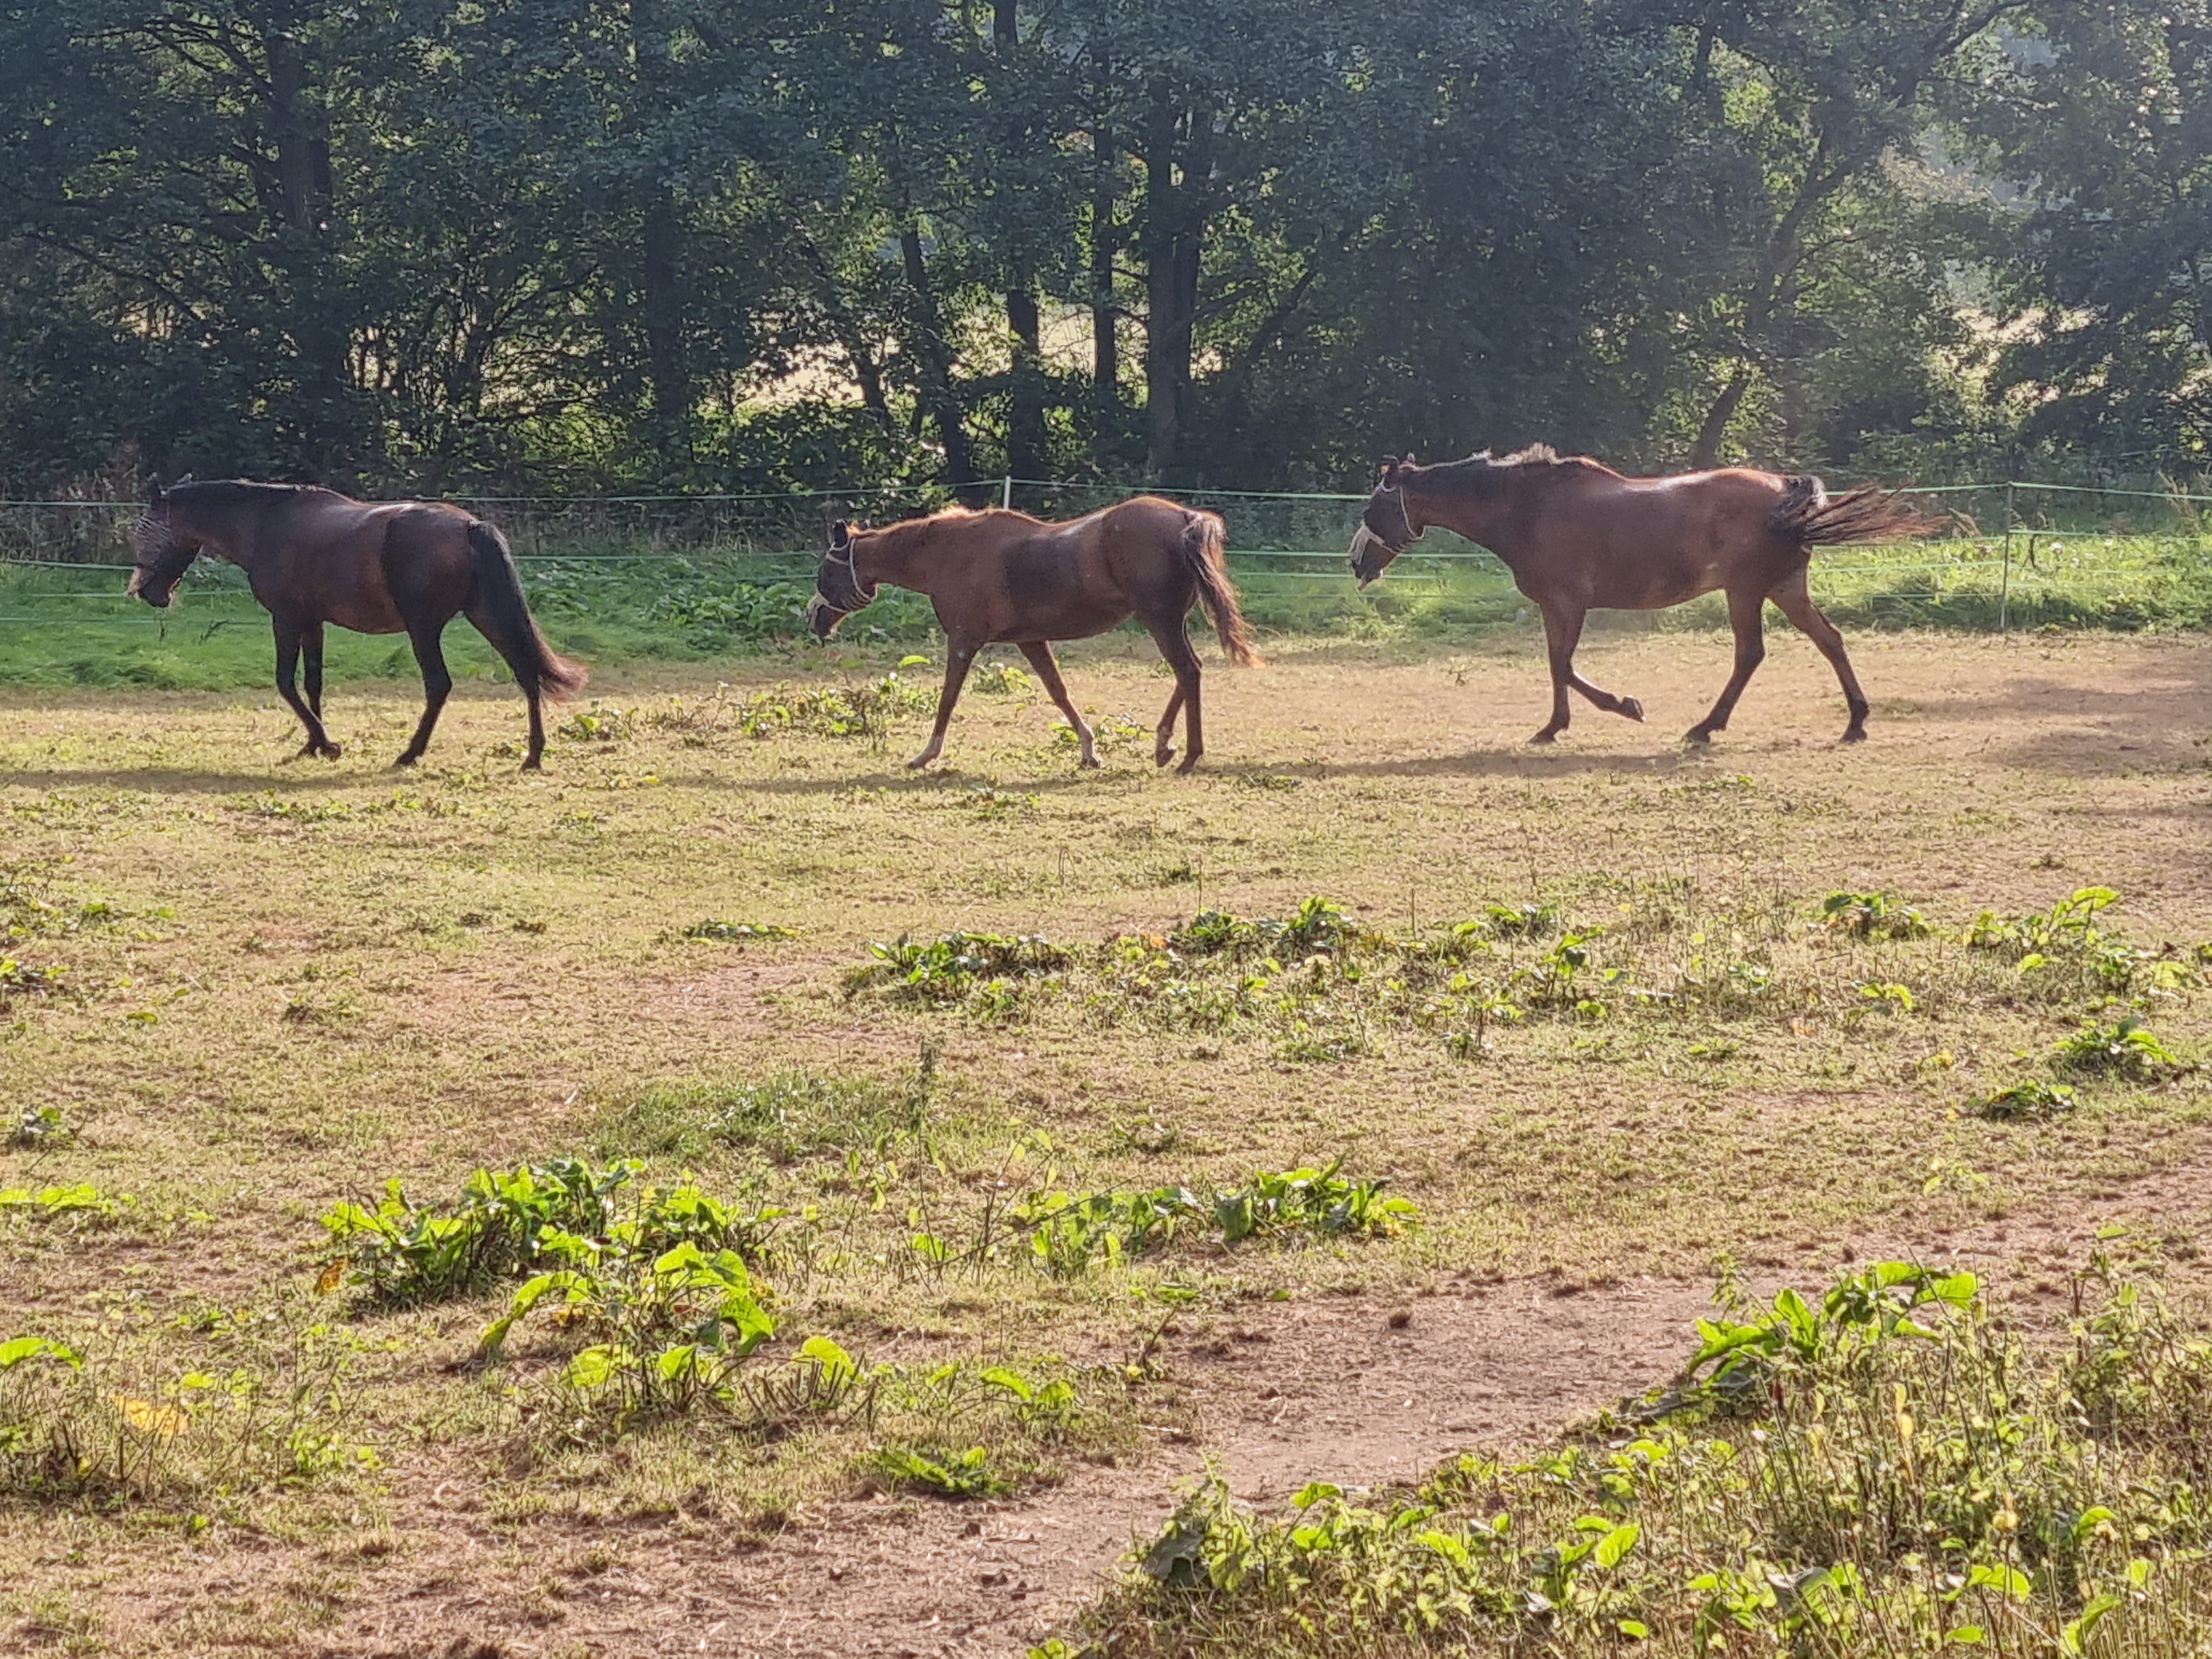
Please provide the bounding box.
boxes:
[1402,452,1416,466]
[145,479,167,507]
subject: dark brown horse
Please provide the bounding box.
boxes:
[128,479,586,768]
[804,496,1260,772]
[1348,446,1934,744]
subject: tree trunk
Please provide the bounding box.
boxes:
[1690,369,1750,470]
[641,181,690,451]
[1091,161,1119,425]
[261,21,345,472]
[1688,134,1844,469]
[901,217,979,492]
[1007,287,1045,485]
[797,238,895,437]
[1088,59,1120,459]
[996,2,1043,488]
[1142,82,1208,486]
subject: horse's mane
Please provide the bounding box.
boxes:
[860,504,1043,551]
[167,479,348,510]
[1414,443,1610,498]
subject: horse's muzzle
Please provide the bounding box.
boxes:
[1347,526,1387,590]
[803,594,842,640]
[125,568,173,608]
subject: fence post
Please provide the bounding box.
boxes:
[1999,481,2016,635]
[1002,475,1014,511]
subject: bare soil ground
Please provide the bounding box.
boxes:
[3,625,2210,1656]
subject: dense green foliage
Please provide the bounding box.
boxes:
[7,1,2212,495]
[1053,1261,2212,1657]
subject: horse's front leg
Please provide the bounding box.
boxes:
[272,614,340,759]
[1531,602,1584,743]
[1018,642,1098,766]
[909,641,977,769]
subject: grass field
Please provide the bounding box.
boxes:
[2,623,2210,1656]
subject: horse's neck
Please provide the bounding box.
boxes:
[1417,482,1523,562]
[179,510,256,573]
[863,517,984,590]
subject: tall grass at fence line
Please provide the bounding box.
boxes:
[1,486,2208,691]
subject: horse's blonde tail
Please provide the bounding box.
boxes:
[1181,510,1262,667]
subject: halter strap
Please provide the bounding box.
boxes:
[822,534,878,606]
[1381,479,1418,549]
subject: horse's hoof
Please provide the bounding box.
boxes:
[1176,755,1199,775]
[1683,727,1714,746]
[1619,697,1645,723]
[1155,748,1175,768]
[320,743,343,759]
[1078,754,1102,770]
[392,752,421,769]
[1840,726,1867,744]
[520,757,544,771]
[1528,729,1560,746]
[905,753,935,770]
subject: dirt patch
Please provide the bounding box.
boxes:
[227,1277,1712,1659]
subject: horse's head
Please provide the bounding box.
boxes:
[1348,454,1422,588]
[804,518,877,640]
[127,479,202,608]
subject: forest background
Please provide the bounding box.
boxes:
[4,0,2212,500]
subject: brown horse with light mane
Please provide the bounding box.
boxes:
[128,479,586,768]
[804,496,1259,772]
[1348,446,1933,745]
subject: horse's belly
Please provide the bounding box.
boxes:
[994,601,1119,642]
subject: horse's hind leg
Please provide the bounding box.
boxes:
[1769,568,1871,742]
[910,640,978,769]
[272,614,340,759]
[303,623,327,724]
[1018,641,1097,768]
[1685,586,1768,744]
[394,617,454,768]
[1144,616,1203,772]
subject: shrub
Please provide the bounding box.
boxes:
[1056,1262,2212,1658]
[319,1158,789,1305]
[678,919,801,944]
[1966,1079,2079,1121]
[0,1324,373,1503]
[872,1442,1012,1499]
[1963,885,2118,962]
[1818,890,1933,940]
[855,932,1072,1002]
[2049,1016,2186,1081]
[1011,1160,1414,1277]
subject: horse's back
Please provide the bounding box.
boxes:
[263,494,475,634]
[1519,465,1803,608]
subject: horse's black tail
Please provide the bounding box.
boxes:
[1179,510,1262,667]
[466,520,588,699]
[1771,475,1940,548]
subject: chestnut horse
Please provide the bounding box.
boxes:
[1348,446,1933,744]
[804,496,1260,772]
[128,479,586,768]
